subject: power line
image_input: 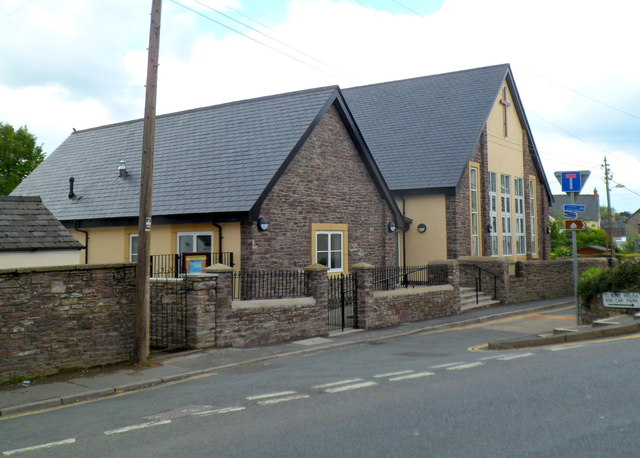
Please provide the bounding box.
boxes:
[391,0,423,16]
[518,65,640,122]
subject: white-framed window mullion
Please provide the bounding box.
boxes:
[515,177,526,255]
[501,174,512,256]
[489,172,499,256]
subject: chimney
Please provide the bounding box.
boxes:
[593,187,599,198]
[68,177,75,199]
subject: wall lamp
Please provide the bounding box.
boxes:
[417,223,427,233]
[388,221,397,232]
[257,217,270,231]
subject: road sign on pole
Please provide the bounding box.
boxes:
[554,171,591,194]
[563,204,586,212]
[564,220,587,230]
[563,211,578,219]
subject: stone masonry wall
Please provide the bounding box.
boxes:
[0,264,136,383]
[241,104,398,270]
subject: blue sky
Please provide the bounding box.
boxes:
[1,0,639,212]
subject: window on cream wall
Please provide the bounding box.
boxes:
[178,232,213,256]
[515,177,526,255]
[501,174,512,256]
[470,166,480,256]
[130,234,139,262]
[529,179,538,256]
[489,172,499,256]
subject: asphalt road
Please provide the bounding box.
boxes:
[2,307,640,457]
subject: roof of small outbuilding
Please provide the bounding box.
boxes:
[0,196,83,251]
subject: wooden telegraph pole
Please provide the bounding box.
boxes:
[135,0,162,364]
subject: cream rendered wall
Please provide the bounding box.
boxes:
[0,250,81,269]
[486,83,527,260]
[72,222,242,267]
[398,195,447,265]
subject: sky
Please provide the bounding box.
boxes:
[2,0,640,212]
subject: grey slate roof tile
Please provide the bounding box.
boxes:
[13,86,339,221]
[0,196,83,251]
[343,64,511,190]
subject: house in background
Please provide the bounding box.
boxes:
[0,196,83,268]
[12,87,407,273]
[344,64,552,264]
[624,209,640,247]
[549,189,601,229]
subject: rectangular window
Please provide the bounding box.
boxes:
[529,179,537,256]
[515,177,526,255]
[178,232,213,256]
[316,231,343,272]
[501,174,512,255]
[489,172,499,256]
[130,234,138,262]
[470,167,480,256]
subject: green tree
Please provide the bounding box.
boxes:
[0,122,44,195]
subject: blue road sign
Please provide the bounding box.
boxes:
[561,172,581,192]
[563,204,586,212]
[564,211,578,219]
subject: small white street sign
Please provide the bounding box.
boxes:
[602,292,640,309]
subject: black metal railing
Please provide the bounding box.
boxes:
[372,264,449,291]
[150,252,234,278]
[232,270,308,300]
[328,273,358,331]
[459,263,498,303]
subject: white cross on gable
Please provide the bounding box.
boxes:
[499,87,511,137]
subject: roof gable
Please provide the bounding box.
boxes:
[0,196,83,252]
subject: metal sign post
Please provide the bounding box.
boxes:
[555,170,590,324]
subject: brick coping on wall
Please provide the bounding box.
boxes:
[0,263,135,275]
[373,284,454,299]
[231,297,316,309]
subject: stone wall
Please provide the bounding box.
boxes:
[241,104,398,270]
[459,258,608,304]
[0,264,136,383]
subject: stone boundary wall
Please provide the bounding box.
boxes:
[0,264,136,383]
[458,258,608,304]
[367,285,459,329]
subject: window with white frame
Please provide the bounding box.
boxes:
[470,167,480,256]
[529,179,537,256]
[178,232,213,257]
[515,177,526,255]
[130,234,138,262]
[501,174,512,255]
[489,172,499,256]
[316,231,343,272]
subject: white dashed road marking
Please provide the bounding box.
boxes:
[496,353,535,360]
[312,379,364,389]
[549,344,585,351]
[104,420,171,435]
[446,362,486,370]
[246,391,297,401]
[373,370,414,378]
[3,439,76,456]
[430,362,468,369]
[257,395,310,405]
[478,354,519,361]
[192,407,246,416]
[389,371,435,381]
[324,381,378,393]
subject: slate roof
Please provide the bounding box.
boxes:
[12,86,343,222]
[0,196,83,252]
[550,194,600,222]
[343,64,545,192]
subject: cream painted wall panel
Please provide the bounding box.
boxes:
[398,195,447,265]
[0,250,82,269]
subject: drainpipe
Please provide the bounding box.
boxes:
[212,221,225,265]
[401,198,407,270]
[74,221,89,264]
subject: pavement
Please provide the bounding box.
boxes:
[2,296,638,418]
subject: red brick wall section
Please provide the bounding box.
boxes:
[0,264,136,383]
[241,104,398,270]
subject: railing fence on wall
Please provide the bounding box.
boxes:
[232,270,308,300]
[150,252,234,278]
[372,264,449,291]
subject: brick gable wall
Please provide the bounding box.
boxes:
[241,104,397,270]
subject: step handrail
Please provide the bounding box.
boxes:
[459,263,498,301]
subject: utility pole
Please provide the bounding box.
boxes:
[603,156,615,267]
[135,0,162,364]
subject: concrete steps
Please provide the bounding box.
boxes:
[460,286,501,311]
